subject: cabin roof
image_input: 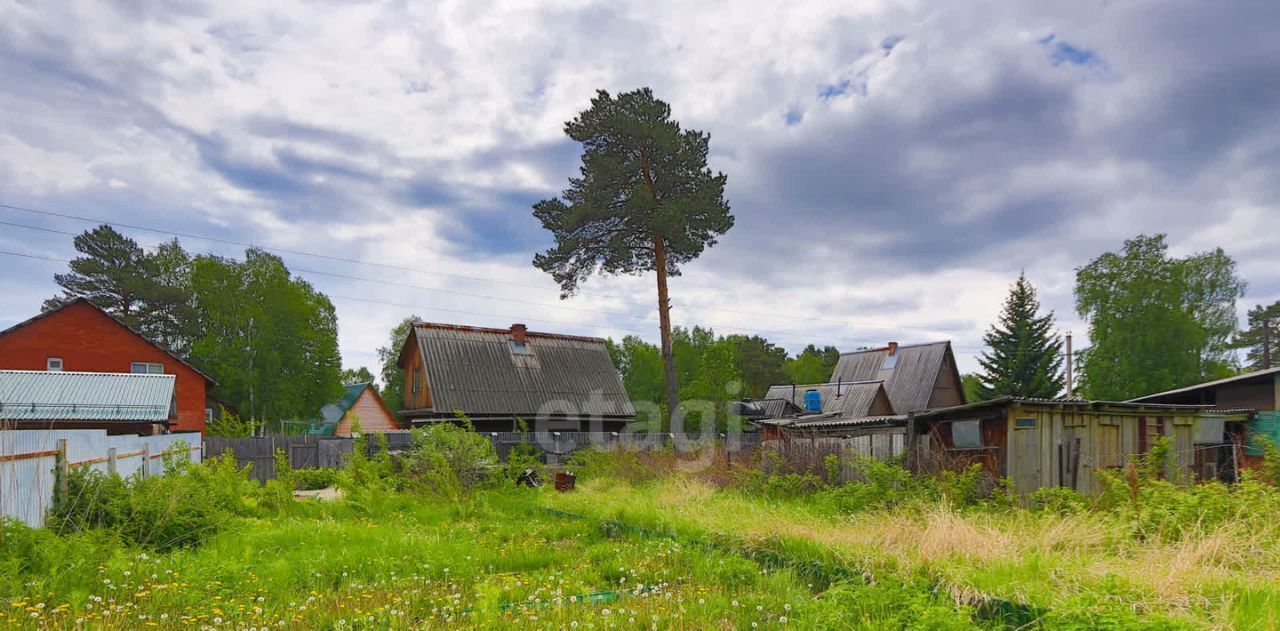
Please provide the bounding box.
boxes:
[405,322,634,418]
[830,341,957,413]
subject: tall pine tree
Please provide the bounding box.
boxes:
[1233,301,1280,371]
[976,274,1065,399]
[533,88,734,427]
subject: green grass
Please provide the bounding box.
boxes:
[5,442,1280,629]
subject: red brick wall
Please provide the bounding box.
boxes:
[0,301,208,434]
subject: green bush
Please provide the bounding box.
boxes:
[400,416,498,498]
[292,467,339,490]
[46,454,259,551]
[1029,486,1088,515]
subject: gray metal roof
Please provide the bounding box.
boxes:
[1128,367,1280,403]
[763,381,888,418]
[0,370,175,421]
[830,342,953,413]
[910,396,1210,420]
[790,414,908,429]
[412,324,635,418]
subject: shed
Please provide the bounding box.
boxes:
[0,370,177,435]
[910,397,1218,495]
[310,383,401,437]
[1130,367,1280,463]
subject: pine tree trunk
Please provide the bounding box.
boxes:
[653,236,680,430]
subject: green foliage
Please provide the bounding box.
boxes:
[1075,234,1245,400]
[291,467,339,491]
[46,454,257,551]
[679,336,744,432]
[606,334,665,407]
[961,373,984,403]
[204,405,258,438]
[727,334,789,398]
[532,87,735,296]
[401,416,499,499]
[339,366,376,385]
[188,248,344,423]
[43,228,198,355]
[375,315,421,414]
[1029,486,1088,515]
[1232,300,1280,370]
[783,344,841,386]
[808,577,978,630]
[977,273,1064,399]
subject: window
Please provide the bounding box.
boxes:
[1014,417,1037,429]
[205,408,214,423]
[510,340,531,355]
[951,419,983,448]
[411,367,422,394]
[46,357,63,371]
[131,362,164,374]
[881,353,898,369]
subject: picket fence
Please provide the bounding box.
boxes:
[0,429,202,527]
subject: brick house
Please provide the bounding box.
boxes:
[0,299,214,434]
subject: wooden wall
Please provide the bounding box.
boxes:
[334,388,401,436]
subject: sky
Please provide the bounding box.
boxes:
[1,0,1278,381]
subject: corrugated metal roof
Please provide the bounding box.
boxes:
[413,324,634,418]
[1128,367,1280,402]
[911,396,1210,420]
[791,414,908,429]
[0,370,175,421]
[830,342,953,413]
[763,381,887,418]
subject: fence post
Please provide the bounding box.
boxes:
[56,438,69,499]
[107,447,118,476]
[141,443,151,477]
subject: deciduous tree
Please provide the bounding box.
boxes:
[1075,235,1245,400]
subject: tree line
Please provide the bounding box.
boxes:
[44,226,344,423]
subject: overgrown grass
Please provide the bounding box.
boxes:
[3,433,1279,629]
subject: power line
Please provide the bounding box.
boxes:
[0,200,970,335]
[0,246,905,349]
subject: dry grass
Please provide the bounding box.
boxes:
[549,473,1280,628]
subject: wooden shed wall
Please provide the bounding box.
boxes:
[1002,405,1200,495]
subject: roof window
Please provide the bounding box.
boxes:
[510,340,531,355]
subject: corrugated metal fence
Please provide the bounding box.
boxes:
[0,429,202,527]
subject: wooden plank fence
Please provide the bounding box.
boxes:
[205,431,764,480]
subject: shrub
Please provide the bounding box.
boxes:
[292,467,339,490]
[1029,486,1087,515]
[46,454,259,550]
[400,416,498,497]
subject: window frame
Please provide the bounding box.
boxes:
[131,362,164,375]
[46,357,64,371]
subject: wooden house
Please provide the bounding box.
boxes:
[0,299,214,434]
[750,341,964,440]
[311,383,401,437]
[909,397,1219,495]
[395,322,635,432]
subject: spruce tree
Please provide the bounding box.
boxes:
[977,274,1065,399]
[1233,301,1280,371]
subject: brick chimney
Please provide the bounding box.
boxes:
[886,341,899,355]
[511,323,528,344]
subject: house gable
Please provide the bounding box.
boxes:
[0,299,210,433]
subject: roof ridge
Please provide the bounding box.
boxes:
[414,321,607,343]
[838,340,950,356]
[0,369,175,378]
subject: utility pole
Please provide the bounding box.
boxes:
[1065,331,1074,398]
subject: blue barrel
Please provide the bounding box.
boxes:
[803,389,822,412]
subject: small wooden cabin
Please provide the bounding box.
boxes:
[312,383,401,437]
[910,398,1219,495]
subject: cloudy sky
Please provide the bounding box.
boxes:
[2,0,1278,378]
